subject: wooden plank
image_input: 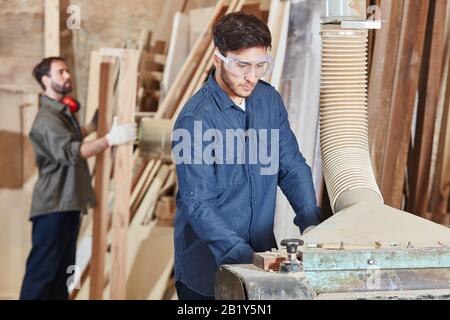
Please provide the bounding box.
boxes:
[126,226,174,300]
[86,51,102,126]
[154,0,228,119]
[432,56,450,214]
[137,29,151,55]
[142,172,173,226]
[368,0,405,183]
[152,0,187,51]
[130,160,162,217]
[189,6,215,49]
[130,162,155,207]
[429,2,450,217]
[267,0,289,88]
[379,0,431,208]
[89,61,115,300]
[162,11,190,99]
[99,165,169,299]
[126,166,170,282]
[171,0,245,119]
[253,252,286,271]
[146,255,174,300]
[85,51,102,174]
[267,0,281,35]
[408,0,448,215]
[158,169,177,197]
[110,49,139,300]
[45,0,60,57]
[131,159,149,192]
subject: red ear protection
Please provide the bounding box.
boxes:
[62,96,81,113]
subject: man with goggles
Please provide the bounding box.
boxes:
[173,12,321,300]
[214,50,274,79]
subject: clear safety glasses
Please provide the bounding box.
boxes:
[214,51,274,79]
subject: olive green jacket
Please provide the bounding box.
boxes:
[29,95,95,219]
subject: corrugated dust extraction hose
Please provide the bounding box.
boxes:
[320,24,383,213]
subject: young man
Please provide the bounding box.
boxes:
[172,13,321,300]
[20,57,136,300]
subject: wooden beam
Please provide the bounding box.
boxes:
[189,6,215,49]
[253,252,286,271]
[110,49,139,300]
[368,0,405,183]
[126,225,174,300]
[126,165,171,283]
[89,61,115,300]
[408,0,448,215]
[379,0,431,208]
[154,0,228,119]
[162,11,190,99]
[431,52,450,214]
[45,0,60,57]
[130,160,162,218]
[85,51,103,176]
[267,0,290,88]
[152,0,187,51]
[86,51,102,126]
[429,1,450,218]
[171,0,246,119]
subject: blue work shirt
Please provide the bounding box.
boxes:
[172,72,321,297]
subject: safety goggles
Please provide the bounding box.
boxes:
[214,51,274,79]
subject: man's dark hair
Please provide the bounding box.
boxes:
[32,57,66,90]
[213,12,272,54]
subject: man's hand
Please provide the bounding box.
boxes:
[105,116,137,146]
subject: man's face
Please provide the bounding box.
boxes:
[214,46,269,100]
[43,60,72,95]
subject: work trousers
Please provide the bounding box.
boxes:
[20,211,81,300]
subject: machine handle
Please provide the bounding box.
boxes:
[280,239,304,254]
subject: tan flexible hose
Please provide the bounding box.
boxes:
[301,24,450,248]
[320,24,383,213]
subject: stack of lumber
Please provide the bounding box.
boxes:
[367,0,450,225]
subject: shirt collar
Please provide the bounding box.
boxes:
[40,95,67,113]
[207,70,256,111]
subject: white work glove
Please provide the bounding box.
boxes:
[105,116,137,146]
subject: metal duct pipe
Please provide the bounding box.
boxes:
[321,0,367,24]
[320,24,383,213]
